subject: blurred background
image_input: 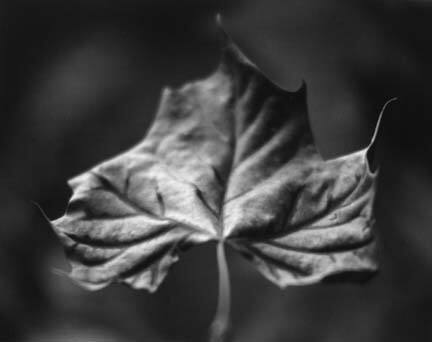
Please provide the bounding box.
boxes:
[1,0,432,341]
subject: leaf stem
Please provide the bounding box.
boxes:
[209,241,231,342]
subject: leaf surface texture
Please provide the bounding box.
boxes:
[52,32,379,291]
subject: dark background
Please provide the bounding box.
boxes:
[1,0,432,341]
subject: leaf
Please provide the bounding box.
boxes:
[51,26,383,292]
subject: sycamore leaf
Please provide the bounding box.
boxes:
[51,28,383,292]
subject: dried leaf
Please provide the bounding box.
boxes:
[51,29,382,292]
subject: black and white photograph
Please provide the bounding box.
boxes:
[0,1,430,341]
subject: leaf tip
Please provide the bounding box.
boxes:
[215,12,223,28]
[366,97,397,172]
[215,16,256,76]
[31,200,52,223]
[295,79,308,100]
[215,13,229,47]
[298,79,307,92]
